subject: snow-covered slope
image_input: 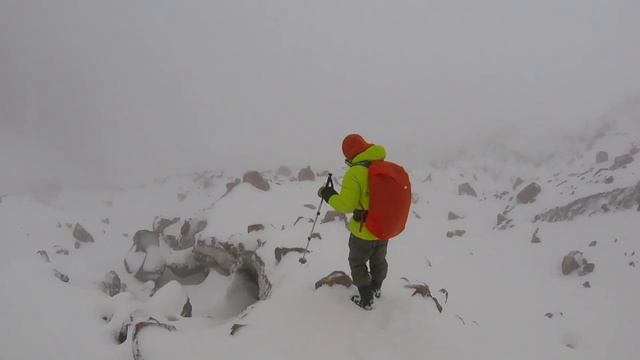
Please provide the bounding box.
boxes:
[1,118,639,360]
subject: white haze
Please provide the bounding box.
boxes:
[1,0,639,194]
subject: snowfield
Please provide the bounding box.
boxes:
[1,117,639,360]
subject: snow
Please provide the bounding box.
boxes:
[0,125,639,360]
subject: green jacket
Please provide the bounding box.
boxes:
[327,144,386,240]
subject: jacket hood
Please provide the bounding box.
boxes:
[350,144,386,164]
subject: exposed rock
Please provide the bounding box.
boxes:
[531,228,541,243]
[604,176,614,184]
[310,232,321,240]
[448,211,463,220]
[401,278,444,313]
[37,250,50,263]
[101,218,110,225]
[248,224,265,233]
[304,204,316,210]
[100,271,123,297]
[583,281,591,288]
[588,241,597,247]
[517,183,541,204]
[458,183,477,197]
[132,230,160,252]
[446,230,466,238]
[579,262,595,276]
[53,245,69,255]
[562,251,582,275]
[298,166,316,181]
[243,171,270,191]
[611,154,633,170]
[53,269,70,283]
[497,213,508,226]
[277,166,292,177]
[73,223,94,243]
[230,324,246,336]
[224,178,241,196]
[152,217,180,235]
[535,181,640,222]
[596,151,609,163]
[181,298,192,318]
[293,216,305,226]
[321,210,348,225]
[314,271,353,289]
[275,247,308,264]
[513,177,524,190]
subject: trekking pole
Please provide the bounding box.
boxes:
[299,173,333,264]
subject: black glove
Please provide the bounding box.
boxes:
[353,209,367,222]
[317,186,337,202]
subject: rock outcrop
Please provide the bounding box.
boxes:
[535,181,640,222]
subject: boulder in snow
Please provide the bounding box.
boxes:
[517,183,541,204]
[73,223,94,243]
[243,171,270,191]
[100,271,123,297]
[611,154,633,170]
[248,224,265,233]
[448,211,463,220]
[274,247,308,264]
[298,166,316,181]
[314,271,353,289]
[458,183,477,197]
[596,151,609,163]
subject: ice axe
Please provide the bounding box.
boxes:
[299,173,333,264]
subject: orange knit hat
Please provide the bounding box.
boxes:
[342,134,373,161]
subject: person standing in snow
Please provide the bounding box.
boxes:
[317,134,389,310]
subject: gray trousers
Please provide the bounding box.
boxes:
[348,234,389,287]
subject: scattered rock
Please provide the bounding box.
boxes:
[604,176,614,184]
[37,250,50,263]
[545,313,554,319]
[423,174,432,182]
[588,241,597,247]
[101,218,110,225]
[446,230,466,238]
[230,324,246,336]
[596,151,609,163]
[224,178,241,196]
[53,245,69,255]
[562,251,582,275]
[579,262,595,276]
[497,213,508,226]
[303,204,316,210]
[297,166,316,182]
[277,166,292,177]
[310,232,321,240]
[248,224,265,233]
[611,154,633,170]
[458,183,477,197]
[177,193,187,201]
[401,278,444,313]
[517,183,541,204]
[100,271,123,297]
[53,269,70,283]
[242,171,270,191]
[73,223,95,243]
[314,271,353,289]
[582,281,591,288]
[275,247,309,264]
[531,228,541,243]
[413,211,422,219]
[181,298,192,318]
[513,177,524,190]
[448,211,463,220]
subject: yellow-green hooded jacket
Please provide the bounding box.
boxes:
[325,144,386,240]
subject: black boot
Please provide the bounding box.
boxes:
[351,285,373,310]
[371,281,382,299]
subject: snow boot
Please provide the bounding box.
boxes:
[371,281,382,299]
[351,285,374,310]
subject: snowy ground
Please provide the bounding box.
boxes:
[1,119,639,360]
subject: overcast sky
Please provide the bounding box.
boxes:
[1,0,639,194]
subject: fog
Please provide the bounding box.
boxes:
[1,0,639,194]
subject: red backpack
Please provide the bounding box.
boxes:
[356,160,412,240]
